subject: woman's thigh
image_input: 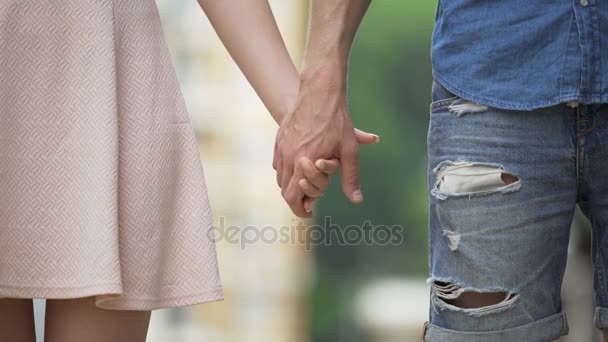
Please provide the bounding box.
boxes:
[0,298,36,342]
[44,296,151,342]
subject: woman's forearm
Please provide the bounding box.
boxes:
[196,0,299,124]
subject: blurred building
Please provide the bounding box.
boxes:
[147,1,313,342]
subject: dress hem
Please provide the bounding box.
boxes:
[0,283,224,311]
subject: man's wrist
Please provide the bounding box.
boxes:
[302,38,351,64]
[299,59,348,96]
[301,44,349,75]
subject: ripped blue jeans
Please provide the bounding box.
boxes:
[423,78,608,341]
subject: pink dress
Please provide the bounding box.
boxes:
[0,0,223,310]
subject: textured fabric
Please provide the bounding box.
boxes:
[424,79,608,340]
[431,0,608,110]
[0,0,223,310]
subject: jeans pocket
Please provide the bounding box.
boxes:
[429,78,459,112]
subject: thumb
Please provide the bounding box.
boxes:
[340,144,363,204]
[354,128,380,145]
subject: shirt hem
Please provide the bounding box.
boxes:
[432,70,608,111]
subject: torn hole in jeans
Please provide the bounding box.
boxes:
[448,101,489,116]
[430,279,519,317]
[431,160,521,200]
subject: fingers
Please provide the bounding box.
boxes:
[340,142,363,204]
[298,157,331,190]
[315,158,340,174]
[285,159,335,217]
[354,128,380,145]
[303,196,314,213]
[274,126,375,216]
[282,168,310,218]
[275,153,317,217]
[277,151,309,217]
[281,159,293,192]
[299,179,322,198]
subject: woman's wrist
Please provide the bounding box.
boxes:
[270,91,299,125]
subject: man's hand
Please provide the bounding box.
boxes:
[299,129,379,213]
[272,0,372,218]
[273,65,362,217]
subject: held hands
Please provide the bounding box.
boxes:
[278,129,379,218]
[274,64,379,217]
[297,127,380,215]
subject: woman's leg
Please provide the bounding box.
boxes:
[0,298,36,342]
[44,296,151,342]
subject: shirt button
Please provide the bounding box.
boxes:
[581,0,589,6]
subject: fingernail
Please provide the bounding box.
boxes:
[305,207,312,213]
[352,189,363,203]
[316,160,325,168]
[373,134,380,143]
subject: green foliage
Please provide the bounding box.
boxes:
[311,2,438,341]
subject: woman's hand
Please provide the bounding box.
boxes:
[299,128,380,214]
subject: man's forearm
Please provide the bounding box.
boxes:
[273,0,372,215]
[301,0,371,80]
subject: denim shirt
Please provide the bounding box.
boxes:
[431,0,608,110]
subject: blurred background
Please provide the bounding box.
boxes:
[33,0,598,341]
